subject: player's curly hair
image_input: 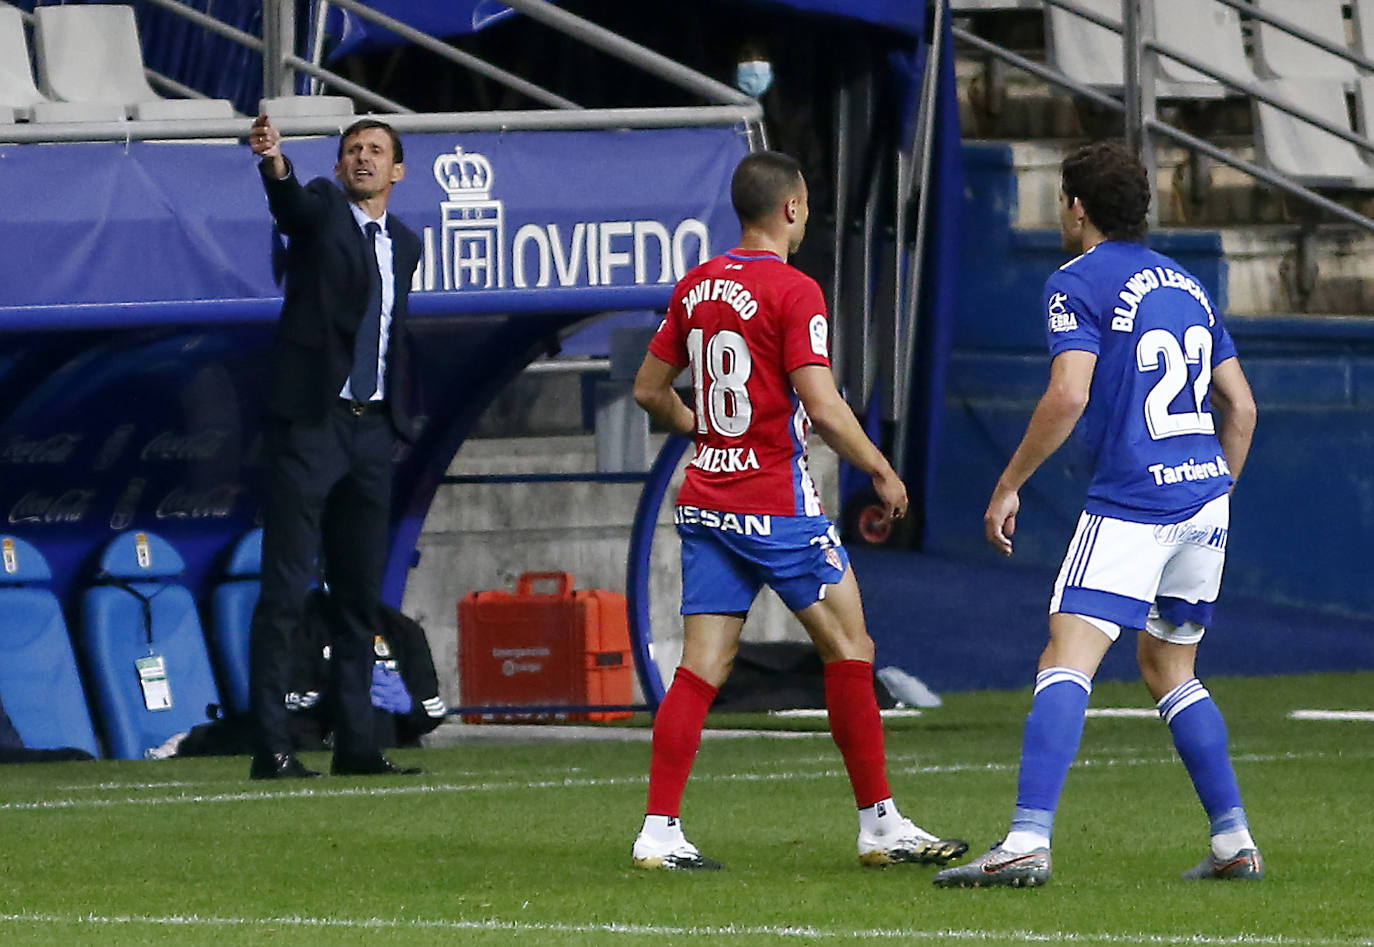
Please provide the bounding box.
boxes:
[1060,141,1150,242]
[732,151,804,226]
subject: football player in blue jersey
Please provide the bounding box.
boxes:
[934,141,1262,888]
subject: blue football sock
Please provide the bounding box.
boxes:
[1009,667,1093,843]
[1158,679,1248,833]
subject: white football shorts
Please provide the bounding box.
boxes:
[1049,493,1229,644]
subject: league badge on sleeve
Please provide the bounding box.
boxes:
[809,314,828,356]
[1047,292,1078,333]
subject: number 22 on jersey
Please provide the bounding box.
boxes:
[687,328,754,437]
[1136,325,1215,440]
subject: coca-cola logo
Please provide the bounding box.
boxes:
[8,489,96,525]
[154,483,243,520]
[140,430,229,462]
[1,433,83,465]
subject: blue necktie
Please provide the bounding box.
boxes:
[350,221,383,401]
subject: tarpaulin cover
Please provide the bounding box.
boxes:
[326,0,921,59]
[2,125,748,310]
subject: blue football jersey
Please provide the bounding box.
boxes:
[1044,241,1238,523]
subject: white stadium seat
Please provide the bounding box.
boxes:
[1356,0,1374,59]
[951,0,1042,10]
[1253,77,1374,187]
[1354,76,1374,161]
[0,5,125,124]
[1151,0,1252,91]
[0,5,44,122]
[1252,0,1358,82]
[1046,0,1242,100]
[34,4,233,120]
[258,95,357,119]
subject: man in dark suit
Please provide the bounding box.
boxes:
[246,114,423,780]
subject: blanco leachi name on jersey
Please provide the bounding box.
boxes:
[1110,266,1216,332]
[1147,453,1231,487]
[683,278,760,320]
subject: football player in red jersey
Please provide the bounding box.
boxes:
[628,151,967,870]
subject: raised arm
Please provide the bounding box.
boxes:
[789,364,907,521]
[249,113,328,236]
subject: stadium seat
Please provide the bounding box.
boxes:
[80,531,222,760]
[34,4,234,121]
[0,6,43,122]
[1151,0,1252,93]
[259,94,356,119]
[0,5,123,124]
[209,529,262,716]
[1252,0,1357,83]
[1355,77,1374,160]
[1045,0,1238,100]
[0,536,101,756]
[951,0,1041,10]
[1355,0,1374,63]
[1253,78,1374,187]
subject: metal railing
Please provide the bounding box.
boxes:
[1,0,763,143]
[955,0,1374,233]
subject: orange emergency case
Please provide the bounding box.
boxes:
[457,571,634,722]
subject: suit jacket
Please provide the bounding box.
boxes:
[260,159,422,442]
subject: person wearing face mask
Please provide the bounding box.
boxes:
[735,40,775,99]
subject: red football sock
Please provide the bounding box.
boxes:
[824,659,892,807]
[646,666,719,817]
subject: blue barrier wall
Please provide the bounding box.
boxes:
[930,143,1374,626]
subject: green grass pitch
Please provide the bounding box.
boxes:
[0,671,1371,945]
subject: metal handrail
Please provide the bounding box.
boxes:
[501,0,758,109]
[1209,0,1374,75]
[0,104,764,144]
[139,0,263,51]
[3,0,761,144]
[278,51,410,113]
[891,0,949,469]
[324,0,580,110]
[13,1,229,112]
[1041,0,1374,157]
[953,26,1374,234]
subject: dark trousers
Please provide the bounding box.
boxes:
[249,402,393,760]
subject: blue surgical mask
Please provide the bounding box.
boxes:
[736,60,774,98]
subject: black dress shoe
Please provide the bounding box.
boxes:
[330,753,422,776]
[250,752,321,780]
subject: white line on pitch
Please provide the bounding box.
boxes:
[771,708,924,719]
[0,911,1367,946]
[0,748,1357,815]
[1289,710,1374,722]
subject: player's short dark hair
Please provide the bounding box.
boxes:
[1060,141,1150,242]
[338,119,404,164]
[731,151,804,226]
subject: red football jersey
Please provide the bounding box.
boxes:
[649,248,832,516]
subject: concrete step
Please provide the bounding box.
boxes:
[984,139,1374,315]
[955,39,1374,316]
